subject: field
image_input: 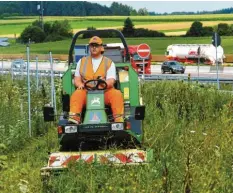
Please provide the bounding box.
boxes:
[1,36,233,57]
[1,14,233,59]
[1,14,233,37]
[1,75,233,192]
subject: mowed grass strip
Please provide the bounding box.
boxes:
[1,36,233,55]
[6,14,233,22]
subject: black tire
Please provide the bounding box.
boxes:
[169,69,173,74]
[161,69,165,74]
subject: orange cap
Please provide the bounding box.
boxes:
[89,36,103,45]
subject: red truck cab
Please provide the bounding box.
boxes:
[126,45,152,75]
[105,43,152,75]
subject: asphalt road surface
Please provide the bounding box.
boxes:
[1,61,233,79]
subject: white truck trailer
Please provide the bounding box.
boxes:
[166,44,225,65]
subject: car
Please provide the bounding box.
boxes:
[161,60,185,74]
[11,59,26,70]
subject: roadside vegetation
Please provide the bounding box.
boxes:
[1,75,233,192]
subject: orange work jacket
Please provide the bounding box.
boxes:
[79,56,112,81]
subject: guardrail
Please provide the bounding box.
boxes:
[140,74,233,84]
[1,69,233,84]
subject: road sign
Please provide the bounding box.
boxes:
[212,33,221,47]
[137,43,151,59]
[197,46,201,55]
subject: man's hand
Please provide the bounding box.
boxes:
[77,82,84,90]
[74,76,84,90]
[106,78,115,89]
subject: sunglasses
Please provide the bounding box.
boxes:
[90,43,102,47]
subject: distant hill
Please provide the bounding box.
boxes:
[0,1,233,17]
[150,7,233,15]
[0,1,112,16]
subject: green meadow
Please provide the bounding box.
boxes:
[1,36,233,55]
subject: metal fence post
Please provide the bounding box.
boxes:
[215,33,220,90]
[49,51,57,115]
[1,58,3,73]
[36,56,39,90]
[27,45,32,137]
[11,59,13,80]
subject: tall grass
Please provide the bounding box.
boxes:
[1,79,232,192]
[0,74,60,192]
[44,81,233,193]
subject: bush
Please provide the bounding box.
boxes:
[50,20,73,38]
[186,21,204,37]
[44,34,68,42]
[134,28,165,37]
[217,23,230,36]
[122,17,135,37]
[19,25,46,43]
[202,26,214,36]
[19,20,73,43]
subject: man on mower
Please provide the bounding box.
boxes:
[69,36,124,124]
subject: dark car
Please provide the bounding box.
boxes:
[161,61,185,74]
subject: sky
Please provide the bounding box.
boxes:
[94,1,233,13]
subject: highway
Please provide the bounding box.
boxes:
[0,60,233,79]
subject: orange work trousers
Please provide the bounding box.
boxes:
[70,88,124,122]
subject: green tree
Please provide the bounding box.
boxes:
[138,8,149,16]
[110,2,132,15]
[122,17,135,37]
[19,26,46,43]
[130,9,138,16]
[217,23,230,36]
[202,26,214,36]
[50,20,73,37]
[186,21,203,36]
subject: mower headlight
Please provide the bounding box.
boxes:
[111,123,123,131]
[65,126,77,133]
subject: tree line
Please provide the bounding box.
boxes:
[185,21,233,37]
[19,17,165,44]
[0,1,233,17]
[0,1,149,17]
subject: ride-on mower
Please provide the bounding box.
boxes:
[40,29,153,177]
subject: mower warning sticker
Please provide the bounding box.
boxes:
[89,112,101,123]
[91,97,101,106]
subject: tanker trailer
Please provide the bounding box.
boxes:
[166,44,225,65]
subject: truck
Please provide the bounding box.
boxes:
[166,44,225,65]
[105,43,152,74]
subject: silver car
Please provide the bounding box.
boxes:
[11,59,26,69]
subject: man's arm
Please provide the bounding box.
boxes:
[105,61,116,89]
[74,59,84,89]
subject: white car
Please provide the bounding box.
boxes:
[11,59,26,69]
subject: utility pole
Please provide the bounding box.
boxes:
[38,1,44,31]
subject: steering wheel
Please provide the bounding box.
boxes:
[84,79,108,91]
